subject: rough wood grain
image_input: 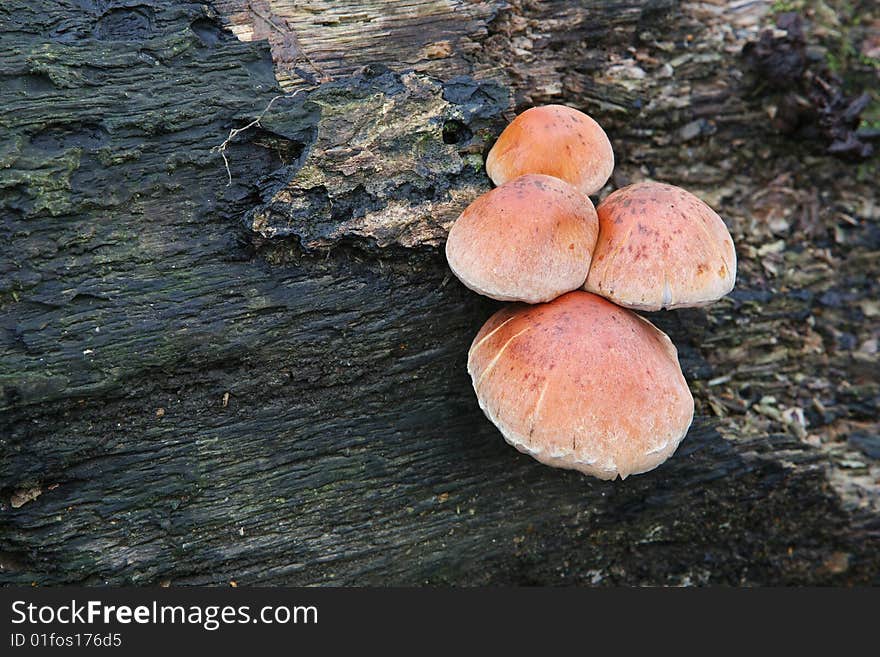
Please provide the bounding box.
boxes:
[1,0,878,586]
[212,0,504,88]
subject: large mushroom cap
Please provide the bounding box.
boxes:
[485,105,614,195]
[468,291,694,480]
[584,181,737,311]
[445,174,599,304]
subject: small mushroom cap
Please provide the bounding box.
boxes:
[468,291,694,480]
[485,105,614,195]
[584,182,737,311]
[445,174,599,304]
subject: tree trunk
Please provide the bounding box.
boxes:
[1,0,878,585]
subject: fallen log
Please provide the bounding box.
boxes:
[1,0,877,585]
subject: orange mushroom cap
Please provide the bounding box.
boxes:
[584,181,737,311]
[485,105,614,195]
[468,291,694,480]
[445,174,599,304]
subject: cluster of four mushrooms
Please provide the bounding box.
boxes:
[445,105,737,480]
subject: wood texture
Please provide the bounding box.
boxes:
[1,0,878,585]
[213,0,504,88]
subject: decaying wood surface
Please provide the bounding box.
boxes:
[1,0,877,585]
[213,0,502,88]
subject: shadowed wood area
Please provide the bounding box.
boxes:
[1,0,878,585]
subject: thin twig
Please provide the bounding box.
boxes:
[212,87,311,186]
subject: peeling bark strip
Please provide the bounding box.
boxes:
[1,0,878,586]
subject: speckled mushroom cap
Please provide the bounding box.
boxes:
[468,291,694,480]
[445,174,599,304]
[485,105,614,195]
[584,181,737,311]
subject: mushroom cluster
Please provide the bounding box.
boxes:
[445,104,737,480]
